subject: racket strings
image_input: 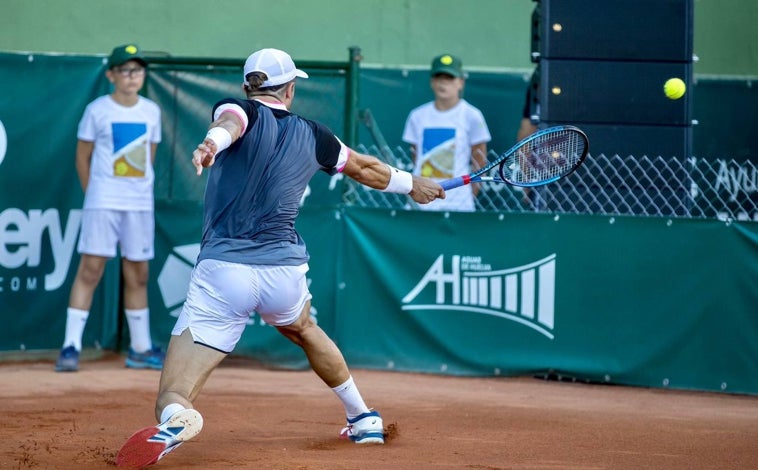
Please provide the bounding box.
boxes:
[505,130,586,185]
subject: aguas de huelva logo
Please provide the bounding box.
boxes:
[401,254,557,339]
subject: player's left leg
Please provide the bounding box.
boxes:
[273,291,384,444]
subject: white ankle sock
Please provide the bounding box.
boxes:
[63,307,89,351]
[125,308,153,352]
[331,376,370,419]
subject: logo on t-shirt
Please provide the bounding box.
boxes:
[112,122,147,177]
[419,128,455,178]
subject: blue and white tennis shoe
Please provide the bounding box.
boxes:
[339,410,385,444]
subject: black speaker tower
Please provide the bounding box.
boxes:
[532,0,695,158]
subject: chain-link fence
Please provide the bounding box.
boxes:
[141,56,756,221]
[344,143,758,221]
[146,51,360,203]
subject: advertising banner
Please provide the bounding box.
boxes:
[1,52,756,395]
[337,208,758,394]
[0,53,117,351]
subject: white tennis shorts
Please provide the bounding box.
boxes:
[172,259,312,353]
[77,209,154,261]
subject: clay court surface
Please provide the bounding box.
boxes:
[1,353,756,470]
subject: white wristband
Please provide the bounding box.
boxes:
[206,127,232,153]
[382,165,413,194]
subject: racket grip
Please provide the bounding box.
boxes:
[440,176,469,190]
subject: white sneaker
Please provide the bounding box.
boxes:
[339,410,385,444]
[116,408,203,468]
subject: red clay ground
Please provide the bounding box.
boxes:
[1,352,757,470]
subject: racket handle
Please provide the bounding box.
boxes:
[440,176,470,190]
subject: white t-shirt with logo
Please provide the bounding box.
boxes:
[77,95,161,211]
[402,99,491,212]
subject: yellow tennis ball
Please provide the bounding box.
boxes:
[664,78,686,100]
[115,161,128,175]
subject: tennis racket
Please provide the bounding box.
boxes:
[440,125,589,190]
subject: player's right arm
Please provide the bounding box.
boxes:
[75,140,94,191]
[341,148,444,205]
[193,102,249,175]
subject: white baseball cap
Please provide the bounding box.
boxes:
[243,48,309,87]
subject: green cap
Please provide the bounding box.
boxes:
[430,54,464,78]
[107,44,147,69]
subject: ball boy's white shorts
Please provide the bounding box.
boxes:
[77,209,154,261]
[173,259,312,353]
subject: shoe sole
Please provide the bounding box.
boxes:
[116,409,203,468]
[353,433,385,444]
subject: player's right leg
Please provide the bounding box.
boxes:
[116,329,226,468]
[157,328,228,414]
[117,258,237,468]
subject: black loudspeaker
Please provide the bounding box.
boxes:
[543,122,693,158]
[530,3,541,62]
[537,0,694,62]
[533,0,696,160]
[539,60,693,126]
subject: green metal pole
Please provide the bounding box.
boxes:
[345,46,362,147]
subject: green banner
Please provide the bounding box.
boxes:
[1,52,757,396]
[146,65,348,207]
[0,52,118,351]
[336,209,758,394]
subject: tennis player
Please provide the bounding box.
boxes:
[116,48,444,468]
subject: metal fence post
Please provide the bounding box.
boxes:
[345,46,362,147]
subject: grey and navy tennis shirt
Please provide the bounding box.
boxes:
[197,98,348,266]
